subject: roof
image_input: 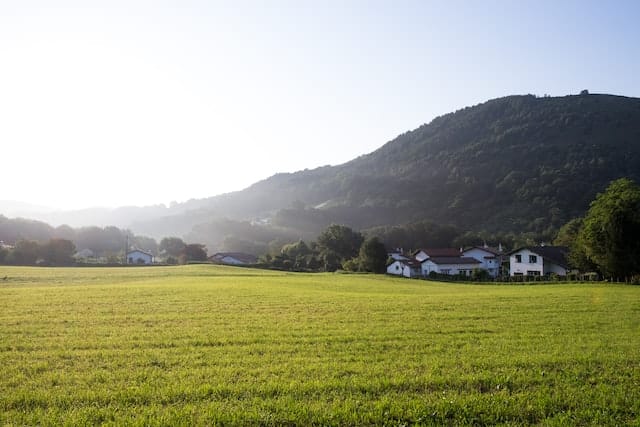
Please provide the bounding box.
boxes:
[509,246,569,268]
[423,256,482,265]
[210,252,258,264]
[463,246,503,256]
[401,259,422,268]
[413,248,461,257]
[127,249,153,257]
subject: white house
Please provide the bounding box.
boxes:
[387,259,422,278]
[462,245,504,278]
[74,248,95,260]
[421,256,482,277]
[508,246,568,277]
[210,252,258,265]
[127,249,153,265]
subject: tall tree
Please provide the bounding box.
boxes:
[8,240,40,265]
[181,243,207,262]
[316,224,364,265]
[575,178,640,278]
[159,237,186,258]
[41,238,76,266]
[357,237,388,273]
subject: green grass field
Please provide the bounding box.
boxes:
[1,265,639,426]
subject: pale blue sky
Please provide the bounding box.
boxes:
[1,1,639,209]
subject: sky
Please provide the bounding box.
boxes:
[1,0,639,210]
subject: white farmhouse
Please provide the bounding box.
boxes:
[508,246,569,277]
[127,249,153,265]
[386,259,422,278]
[421,257,482,277]
[462,245,504,278]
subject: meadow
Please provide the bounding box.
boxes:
[0,265,639,426]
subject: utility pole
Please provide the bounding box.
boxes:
[124,234,129,265]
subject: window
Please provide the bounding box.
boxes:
[515,254,522,263]
[527,270,541,276]
[529,255,537,263]
[441,269,451,275]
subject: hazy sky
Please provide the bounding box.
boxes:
[1,1,639,210]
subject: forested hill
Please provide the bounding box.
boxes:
[181,93,640,236]
[5,93,640,253]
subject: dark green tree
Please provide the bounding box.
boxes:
[159,237,186,258]
[555,218,596,271]
[0,246,8,264]
[182,243,207,262]
[357,237,388,273]
[575,178,640,279]
[8,240,40,265]
[41,238,76,266]
[316,224,363,271]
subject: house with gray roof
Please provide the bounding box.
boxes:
[508,246,569,277]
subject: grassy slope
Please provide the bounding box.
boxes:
[0,265,639,425]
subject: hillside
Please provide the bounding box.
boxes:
[5,93,640,252]
[176,93,640,237]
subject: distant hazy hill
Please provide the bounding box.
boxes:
[8,93,640,252]
[175,93,640,234]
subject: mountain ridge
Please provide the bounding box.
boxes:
[3,92,640,253]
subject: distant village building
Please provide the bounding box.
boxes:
[462,244,505,278]
[388,249,409,261]
[210,252,258,265]
[508,246,569,277]
[74,248,95,260]
[413,248,461,262]
[127,249,154,265]
[421,256,482,277]
[386,259,422,278]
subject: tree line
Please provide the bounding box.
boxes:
[2,178,640,279]
[0,218,211,266]
[259,224,387,273]
[555,178,640,281]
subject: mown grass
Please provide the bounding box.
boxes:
[0,265,639,425]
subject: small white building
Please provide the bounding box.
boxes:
[210,252,258,265]
[386,259,422,278]
[127,249,153,265]
[462,245,504,278]
[421,256,482,277]
[508,246,568,277]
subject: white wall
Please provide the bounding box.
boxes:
[543,262,568,276]
[509,249,543,276]
[387,260,419,278]
[221,256,244,265]
[387,261,404,276]
[128,251,152,264]
[462,248,500,277]
[421,260,479,276]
